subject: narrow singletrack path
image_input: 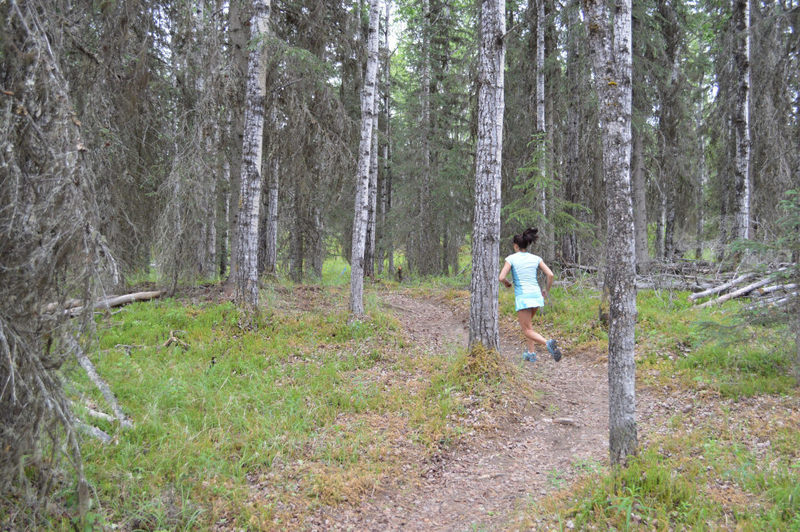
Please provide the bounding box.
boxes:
[311,292,616,531]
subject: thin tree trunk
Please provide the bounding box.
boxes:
[349,0,382,316]
[234,0,270,310]
[536,0,547,261]
[365,100,379,278]
[696,112,706,260]
[732,0,751,241]
[265,154,279,275]
[290,179,303,282]
[227,0,251,285]
[543,0,556,264]
[631,124,649,273]
[218,157,230,277]
[379,0,393,277]
[563,0,582,264]
[469,0,505,351]
[583,0,638,465]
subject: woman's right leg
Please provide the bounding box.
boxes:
[517,308,547,352]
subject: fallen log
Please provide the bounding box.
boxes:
[94,291,162,310]
[66,336,133,429]
[696,276,775,308]
[688,273,754,301]
[67,290,162,316]
[756,283,798,296]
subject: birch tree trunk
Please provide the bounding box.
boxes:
[583,0,638,465]
[349,0,382,316]
[365,99,379,278]
[732,0,751,241]
[535,0,549,262]
[378,0,392,276]
[469,0,505,351]
[234,0,270,311]
[227,0,251,284]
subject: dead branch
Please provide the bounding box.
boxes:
[163,330,189,350]
[688,273,754,301]
[67,337,133,428]
[74,420,112,444]
[696,276,776,308]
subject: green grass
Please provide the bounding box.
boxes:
[61,285,496,529]
[54,259,799,530]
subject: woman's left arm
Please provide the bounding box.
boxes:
[499,261,513,288]
[539,261,554,298]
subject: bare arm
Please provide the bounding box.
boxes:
[499,261,513,288]
[539,260,554,298]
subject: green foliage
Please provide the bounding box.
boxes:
[503,135,596,244]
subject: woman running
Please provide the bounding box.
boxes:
[498,228,563,363]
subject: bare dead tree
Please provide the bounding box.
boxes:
[1,0,116,522]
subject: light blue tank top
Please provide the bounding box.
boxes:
[505,252,542,297]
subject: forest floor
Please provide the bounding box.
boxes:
[304,291,659,531]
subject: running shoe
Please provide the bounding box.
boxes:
[546,339,562,362]
[523,350,537,362]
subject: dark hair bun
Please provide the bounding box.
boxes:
[513,227,539,250]
[523,227,538,247]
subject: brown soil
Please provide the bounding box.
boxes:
[307,292,630,531]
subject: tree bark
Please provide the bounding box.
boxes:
[732,0,751,241]
[631,124,649,273]
[469,0,505,351]
[226,0,251,284]
[563,0,582,265]
[365,98,379,278]
[264,154,279,275]
[583,0,638,465]
[234,0,270,311]
[536,0,547,257]
[349,0,382,316]
[377,0,391,277]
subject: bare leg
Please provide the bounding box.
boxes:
[517,307,547,352]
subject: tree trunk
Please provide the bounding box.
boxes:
[234,0,270,311]
[562,0,582,265]
[377,0,391,277]
[290,179,304,283]
[696,112,706,260]
[469,0,505,351]
[217,157,230,277]
[544,0,556,264]
[264,154,279,275]
[349,0,382,316]
[631,124,649,273]
[732,0,751,241]
[536,0,548,262]
[583,0,638,465]
[365,100,379,278]
[227,0,251,285]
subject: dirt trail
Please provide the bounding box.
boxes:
[313,292,615,531]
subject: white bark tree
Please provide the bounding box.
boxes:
[226,0,251,282]
[732,0,751,241]
[469,0,505,351]
[349,0,383,316]
[365,98,380,278]
[378,0,393,276]
[234,0,271,311]
[583,0,638,465]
